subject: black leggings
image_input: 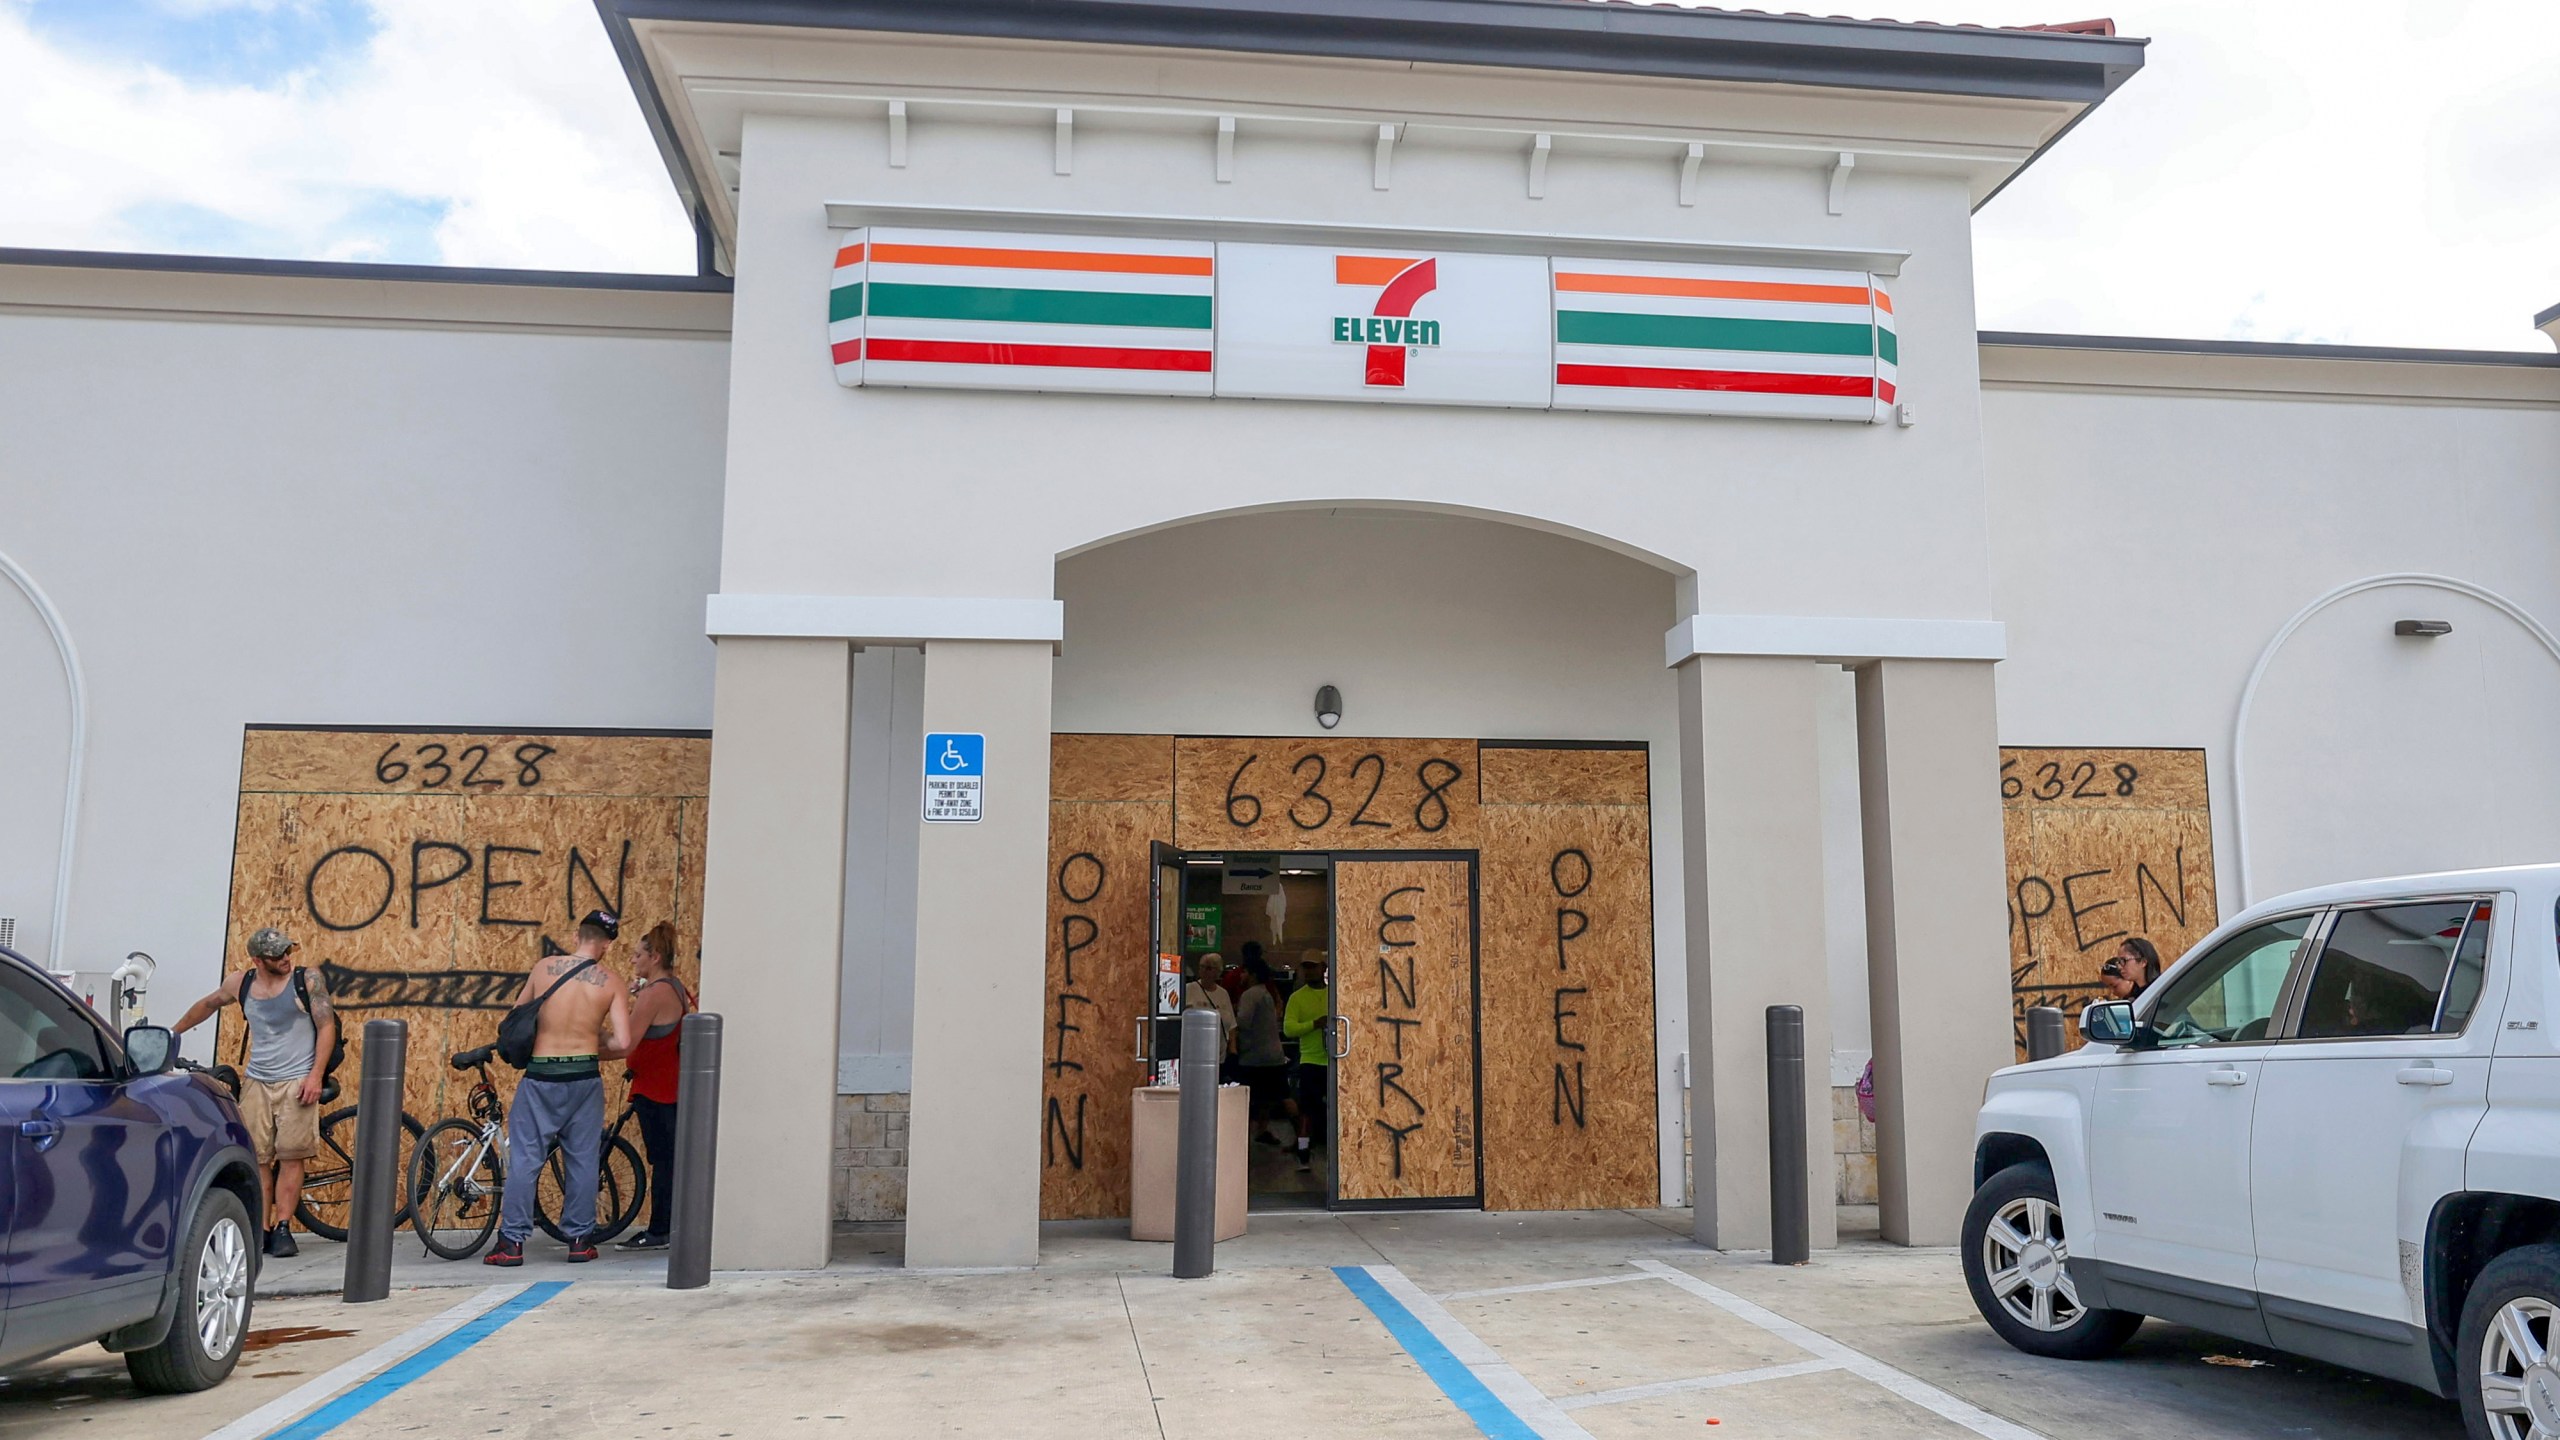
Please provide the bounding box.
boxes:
[633,1095,678,1238]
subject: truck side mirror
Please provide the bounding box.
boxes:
[2079,1001,2138,1047]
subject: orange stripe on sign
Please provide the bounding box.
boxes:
[1336,255,1422,287]
[1873,291,1894,315]
[1555,272,1872,307]
[833,243,865,268]
[869,243,1211,277]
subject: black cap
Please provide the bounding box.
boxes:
[581,909,620,940]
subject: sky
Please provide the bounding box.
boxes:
[2,0,2555,351]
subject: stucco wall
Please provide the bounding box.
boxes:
[0,271,731,1022]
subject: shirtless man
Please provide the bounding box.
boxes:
[487,909,634,1266]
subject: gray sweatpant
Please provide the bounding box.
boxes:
[500,1074,602,1244]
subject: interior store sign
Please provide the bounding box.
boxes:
[828,226,1897,423]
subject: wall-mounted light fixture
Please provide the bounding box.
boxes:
[1314,684,1343,729]
[2394,619,2453,637]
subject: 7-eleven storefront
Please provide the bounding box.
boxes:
[608,0,2136,1269]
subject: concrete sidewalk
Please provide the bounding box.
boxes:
[6,1210,2465,1440]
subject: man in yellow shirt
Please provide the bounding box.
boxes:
[1279,952,1332,1174]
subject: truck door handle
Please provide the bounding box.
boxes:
[2396,1066,2457,1087]
[19,1118,62,1149]
[2204,1067,2250,1087]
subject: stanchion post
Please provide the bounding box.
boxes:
[342,1018,406,1304]
[1171,1007,1220,1279]
[1765,1005,1809,1267]
[2027,1006,2066,1063]
[668,1012,723,1290]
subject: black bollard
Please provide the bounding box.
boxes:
[2027,1006,2066,1062]
[1765,1005,1809,1266]
[343,1018,406,1303]
[668,1012,723,1290]
[1172,1007,1221,1279]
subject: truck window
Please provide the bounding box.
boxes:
[2294,899,2484,1039]
[2145,913,2313,1047]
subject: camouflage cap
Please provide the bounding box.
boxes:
[247,927,296,959]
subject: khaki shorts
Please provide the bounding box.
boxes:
[239,1077,321,1164]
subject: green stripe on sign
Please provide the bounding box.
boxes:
[1555,310,1872,357]
[869,282,1212,330]
[1878,327,1898,364]
[829,283,864,323]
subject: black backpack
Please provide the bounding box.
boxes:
[239,967,346,1082]
[495,959,596,1070]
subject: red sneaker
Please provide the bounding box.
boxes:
[484,1239,524,1267]
[565,1240,598,1264]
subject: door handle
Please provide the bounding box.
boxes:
[19,1118,62,1149]
[2396,1065,2457,1087]
[2204,1067,2250,1087]
[1329,1016,1351,1061]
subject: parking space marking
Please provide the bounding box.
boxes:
[1553,1356,1846,1411]
[201,1283,535,1440]
[1630,1259,2049,1440]
[1436,1273,1660,1302]
[1335,1265,1597,1440]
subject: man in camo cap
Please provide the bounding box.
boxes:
[172,926,337,1257]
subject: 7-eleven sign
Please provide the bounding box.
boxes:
[1331,255,1441,387]
[1215,243,1551,408]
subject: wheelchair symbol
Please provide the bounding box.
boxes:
[937,739,969,772]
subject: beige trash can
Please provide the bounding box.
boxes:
[1129,1084,1249,1243]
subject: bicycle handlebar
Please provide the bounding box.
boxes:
[449,1044,495,1072]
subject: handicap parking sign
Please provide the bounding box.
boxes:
[923,733,985,822]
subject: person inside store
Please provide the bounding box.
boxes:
[1232,956,1289,1142]
[2100,936,2163,1002]
[617,920,694,1251]
[1184,953,1237,1078]
[1225,942,1261,1000]
[1280,952,1331,1173]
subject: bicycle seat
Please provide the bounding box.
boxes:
[317,1077,342,1105]
[450,1044,495,1071]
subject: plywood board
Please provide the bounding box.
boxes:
[1479,789,1658,1211]
[1332,859,1479,1203]
[1479,745,1649,807]
[2002,747,2218,1055]
[1174,737,1479,851]
[1041,799,1170,1219]
[220,728,708,1180]
[1051,734,1174,804]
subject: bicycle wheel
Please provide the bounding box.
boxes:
[296,1106,424,1242]
[408,1119,503,1261]
[535,1135,644,1245]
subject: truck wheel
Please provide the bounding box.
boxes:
[2457,1243,2560,1440]
[1961,1162,2142,1360]
[125,1188,254,1394]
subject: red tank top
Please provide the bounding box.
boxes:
[625,978,693,1104]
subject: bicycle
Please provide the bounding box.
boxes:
[406,1045,644,1260]
[297,1083,425,1243]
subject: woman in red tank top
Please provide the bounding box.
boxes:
[618,921,693,1249]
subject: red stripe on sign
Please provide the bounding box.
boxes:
[866,338,1211,372]
[1879,379,1897,403]
[831,338,863,364]
[1555,363,1873,397]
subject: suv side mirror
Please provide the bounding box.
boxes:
[122,1024,177,1075]
[2079,1001,2139,1047]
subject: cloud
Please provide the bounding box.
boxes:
[0,0,695,272]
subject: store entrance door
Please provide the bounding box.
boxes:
[1330,856,1482,1208]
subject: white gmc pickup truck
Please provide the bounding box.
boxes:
[1969,865,2560,1440]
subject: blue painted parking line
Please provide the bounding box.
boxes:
[260,1280,569,1439]
[1333,1265,1561,1440]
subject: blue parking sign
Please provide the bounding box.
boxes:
[923,733,985,821]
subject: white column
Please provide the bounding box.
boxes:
[1855,658,2011,1246]
[700,636,852,1271]
[904,639,1055,1269]
[1676,655,1837,1252]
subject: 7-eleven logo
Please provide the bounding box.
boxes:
[1330,255,1441,386]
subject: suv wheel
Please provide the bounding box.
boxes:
[126,1188,253,1394]
[1961,1162,2143,1360]
[2459,1244,2560,1440]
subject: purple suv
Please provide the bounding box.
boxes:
[0,944,262,1391]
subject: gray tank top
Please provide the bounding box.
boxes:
[243,980,317,1083]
